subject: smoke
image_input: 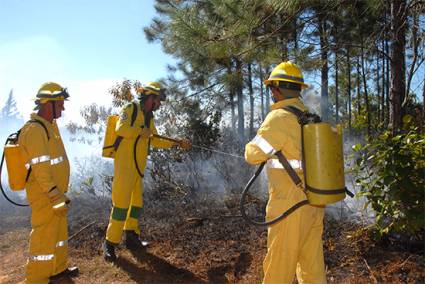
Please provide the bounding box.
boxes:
[300,87,373,222]
[0,102,375,228]
[0,113,108,208]
[325,132,374,223]
[301,88,321,115]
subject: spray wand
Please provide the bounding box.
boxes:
[151,134,245,160]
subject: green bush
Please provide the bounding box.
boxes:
[352,127,425,238]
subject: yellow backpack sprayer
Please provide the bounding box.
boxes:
[0,120,49,207]
[102,102,139,159]
[102,101,153,178]
[240,106,354,226]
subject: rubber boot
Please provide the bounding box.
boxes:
[49,266,79,282]
[124,230,148,252]
[103,240,117,262]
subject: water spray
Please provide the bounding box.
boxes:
[151,134,245,159]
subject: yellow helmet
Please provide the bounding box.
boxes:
[264,61,308,90]
[34,82,69,110]
[35,82,69,102]
[137,82,166,101]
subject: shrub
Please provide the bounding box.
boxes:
[352,127,425,238]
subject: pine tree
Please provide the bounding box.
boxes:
[1,89,20,120]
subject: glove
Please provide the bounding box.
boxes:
[48,187,69,217]
[140,127,152,139]
[178,139,192,150]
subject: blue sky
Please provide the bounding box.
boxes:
[0,1,423,124]
[0,0,173,123]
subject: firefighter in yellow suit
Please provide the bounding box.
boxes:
[104,82,191,262]
[19,82,79,283]
[245,62,327,284]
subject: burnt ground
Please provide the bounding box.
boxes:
[0,195,424,284]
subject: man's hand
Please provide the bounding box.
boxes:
[48,187,69,217]
[140,127,152,139]
[178,139,192,150]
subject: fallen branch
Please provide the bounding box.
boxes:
[186,215,242,221]
[387,255,413,274]
[180,215,243,228]
[400,255,413,267]
[68,221,96,241]
[363,258,378,284]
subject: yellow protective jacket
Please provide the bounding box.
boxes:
[115,101,176,169]
[245,98,326,284]
[18,113,70,283]
[105,101,176,244]
[19,113,70,202]
[245,98,307,202]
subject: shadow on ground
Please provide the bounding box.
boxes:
[116,249,206,284]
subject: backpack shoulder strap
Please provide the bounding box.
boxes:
[282,106,321,125]
[131,101,138,127]
[24,119,50,182]
[28,119,50,140]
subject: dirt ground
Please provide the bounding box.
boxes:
[0,197,424,284]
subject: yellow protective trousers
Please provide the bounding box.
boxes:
[245,98,327,284]
[263,178,326,284]
[18,114,70,284]
[106,101,175,244]
[26,196,68,284]
[106,137,144,244]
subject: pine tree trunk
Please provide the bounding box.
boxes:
[381,39,386,126]
[248,63,254,138]
[405,12,418,106]
[347,49,352,135]
[293,18,298,50]
[390,0,407,133]
[361,42,372,136]
[356,56,361,116]
[422,72,425,133]
[235,59,245,141]
[319,16,329,121]
[376,51,381,122]
[265,66,270,114]
[280,14,288,61]
[385,38,390,126]
[227,65,236,131]
[335,51,339,124]
[259,66,265,120]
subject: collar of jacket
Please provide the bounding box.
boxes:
[270,98,307,111]
[30,113,57,133]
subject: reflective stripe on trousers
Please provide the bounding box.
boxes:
[56,240,67,247]
[30,254,54,261]
[29,240,66,261]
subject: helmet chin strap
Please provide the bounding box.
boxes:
[51,101,58,119]
[271,86,300,103]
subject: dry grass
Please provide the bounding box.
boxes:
[0,194,423,284]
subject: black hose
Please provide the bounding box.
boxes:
[132,109,153,178]
[345,188,355,198]
[240,162,308,226]
[0,150,29,207]
[133,135,145,178]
